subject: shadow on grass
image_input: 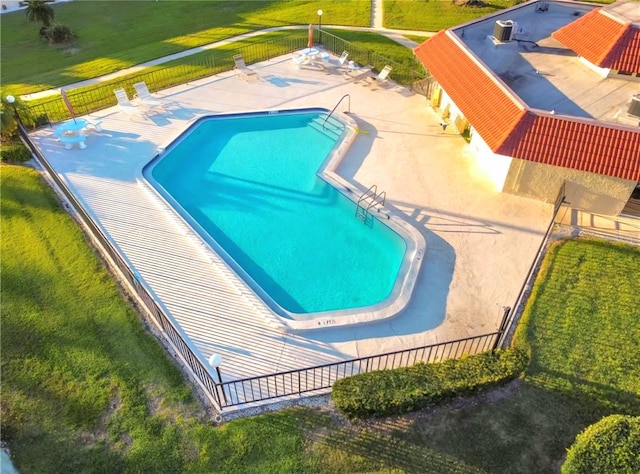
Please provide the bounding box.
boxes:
[319,427,487,473]
[525,368,640,416]
[299,370,639,474]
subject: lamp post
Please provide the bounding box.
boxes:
[6,95,21,127]
[208,353,227,404]
[317,9,323,30]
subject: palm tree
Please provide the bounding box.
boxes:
[24,0,55,28]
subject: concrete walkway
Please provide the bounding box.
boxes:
[372,0,384,28]
[21,20,434,101]
[28,54,552,408]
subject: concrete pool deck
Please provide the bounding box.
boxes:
[28,53,552,402]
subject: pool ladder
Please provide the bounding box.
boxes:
[356,184,386,224]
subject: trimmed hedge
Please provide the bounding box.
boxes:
[332,348,528,419]
[0,141,32,163]
[562,415,640,474]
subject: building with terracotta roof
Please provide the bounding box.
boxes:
[414,0,640,217]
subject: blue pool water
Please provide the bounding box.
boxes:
[145,109,407,316]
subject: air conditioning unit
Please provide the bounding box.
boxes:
[628,95,640,118]
[494,20,515,42]
[535,2,549,12]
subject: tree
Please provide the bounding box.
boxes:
[0,101,18,140]
[562,415,640,474]
[1,94,34,141]
[452,0,485,6]
[24,0,55,28]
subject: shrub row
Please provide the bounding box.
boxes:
[0,141,32,163]
[562,415,640,474]
[332,348,528,419]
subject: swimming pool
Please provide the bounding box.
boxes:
[143,108,425,330]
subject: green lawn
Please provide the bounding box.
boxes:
[1,165,331,473]
[0,0,370,94]
[382,0,618,31]
[22,28,421,125]
[515,239,640,415]
[3,164,639,473]
[383,0,518,31]
[306,239,640,473]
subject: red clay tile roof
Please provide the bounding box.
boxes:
[500,113,640,181]
[414,30,640,181]
[607,27,640,73]
[414,31,525,151]
[552,8,640,74]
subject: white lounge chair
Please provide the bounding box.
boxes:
[336,51,349,69]
[133,82,165,110]
[364,65,393,88]
[114,88,146,119]
[233,54,259,81]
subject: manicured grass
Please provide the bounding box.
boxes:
[313,239,640,473]
[0,165,327,473]
[384,0,518,31]
[324,28,421,68]
[0,0,370,94]
[382,0,618,31]
[515,239,640,414]
[3,164,639,473]
[24,28,423,125]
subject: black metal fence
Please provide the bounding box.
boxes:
[22,29,429,129]
[218,330,504,407]
[316,29,429,88]
[16,123,223,409]
[18,115,515,411]
[496,182,567,347]
[13,27,524,413]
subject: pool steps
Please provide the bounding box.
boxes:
[307,115,343,139]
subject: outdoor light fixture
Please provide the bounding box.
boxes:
[317,9,323,29]
[5,94,21,126]
[208,354,223,381]
[208,353,227,404]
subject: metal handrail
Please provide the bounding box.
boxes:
[323,94,350,130]
[357,184,377,208]
[367,190,386,211]
[356,185,386,222]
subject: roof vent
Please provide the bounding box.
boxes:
[628,94,640,118]
[493,20,515,42]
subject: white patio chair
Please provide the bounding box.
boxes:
[336,51,349,69]
[114,88,146,119]
[133,81,166,110]
[233,54,259,81]
[364,65,393,88]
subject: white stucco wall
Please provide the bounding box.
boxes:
[433,86,637,217]
[503,158,637,215]
[579,56,610,78]
[469,131,512,191]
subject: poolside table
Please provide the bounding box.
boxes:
[298,47,320,59]
[54,118,88,149]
